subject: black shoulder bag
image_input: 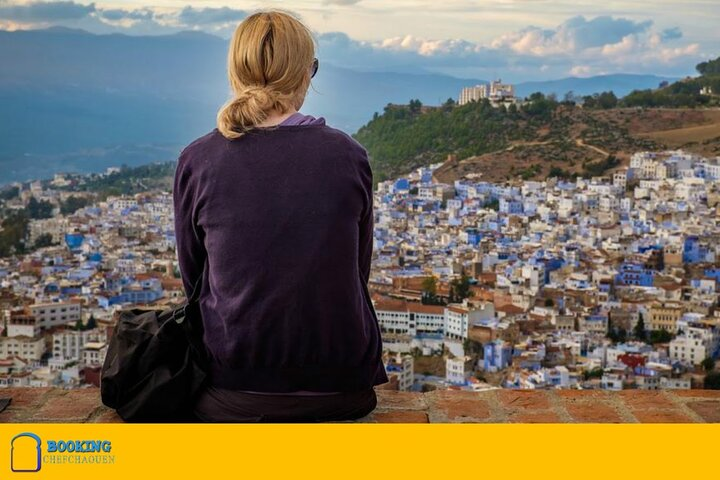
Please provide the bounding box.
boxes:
[100,270,209,422]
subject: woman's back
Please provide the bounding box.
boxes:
[173,123,389,393]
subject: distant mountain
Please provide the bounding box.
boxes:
[515,74,678,99]
[0,27,680,184]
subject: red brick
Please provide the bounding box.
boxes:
[0,410,21,422]
[509,411,561,423]
[686,401,720,423]
[91,408,124,423]
[497,390,550,410]
[428,390,491,421]
[566,403,623,423]
[555,390,610,400]
[619,391,674,410]
[1,387,50,408]
[375,390,427,410]
[633,410,695,423]
[32,388,102,422]
[370,411,429,423]
[672,390,720,399]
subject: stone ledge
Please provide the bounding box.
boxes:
[1,388,718,423]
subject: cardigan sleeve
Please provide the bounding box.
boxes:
[173,150,206,298]
[357,150,374,286]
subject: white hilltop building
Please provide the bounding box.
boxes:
[458,79,518,107]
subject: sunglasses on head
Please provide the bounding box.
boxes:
[310,58,319,79]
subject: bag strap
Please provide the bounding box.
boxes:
[186,260,206,305]
[169,259,207,323]
[174,260,210,366]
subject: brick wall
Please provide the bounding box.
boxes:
[1,387,718,423]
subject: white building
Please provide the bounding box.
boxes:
[0,336,45,361]
[384,353,414,391]
[53,328,108,363]
[446,355,473,385]
[458,80,517,107]
[669,325,717,366]
[30,302,82,329]
[82,342,108,366]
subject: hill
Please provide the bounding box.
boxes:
[354,59,720,184]
[432,107,720,184]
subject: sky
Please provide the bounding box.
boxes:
[0,0,718,81]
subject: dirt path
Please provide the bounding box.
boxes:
[575,138,610,157]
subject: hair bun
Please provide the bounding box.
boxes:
[217,10,316,139]
[236,86,277,109]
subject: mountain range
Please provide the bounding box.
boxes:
[0,27,678,184]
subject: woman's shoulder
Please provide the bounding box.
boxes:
[178,125,369,166]
[179,129,223,158]
[314,124,369,160]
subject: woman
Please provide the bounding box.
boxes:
[173,10,388,423]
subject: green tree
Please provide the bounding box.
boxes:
[0,211,29,257]
[408,99,423,114]
[86,315,97,330]
[33,233,55,249]
[0,186,19,201]
[421,276,442,305]
[562,91,575,105]
[582,95,598,109]
[583,367,604,380]
[701,357,716,372]
[696,56,720,75]
[704,371,720,390]
[60,195,91,215]
[648,329,673,344]
[26,196,54,219]
[634,315,646,341]
[422,276,437,296]
[450,273,472,302]
[442,98,456,111]
[597,91,618,109]
[483,199,499,211]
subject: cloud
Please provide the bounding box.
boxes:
[569,65,593,77]
[97,8,153,22]
[0,4,706,81]
[317,15,702,81]
[490,15,654,55]
[661,27,683,41]
[0,0,95,22]
[175,6,248,26]
[0,1,248,32]
[322,0,363,5]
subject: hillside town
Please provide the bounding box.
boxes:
[1,150,719,393]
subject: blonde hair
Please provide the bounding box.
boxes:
[217,10,316,139]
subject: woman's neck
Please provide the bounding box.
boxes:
[256,108,298,127]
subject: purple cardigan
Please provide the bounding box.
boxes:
[173,114,389,394]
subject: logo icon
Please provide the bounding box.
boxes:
[10,432,42,472]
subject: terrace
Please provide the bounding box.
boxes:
[1,387,718,423]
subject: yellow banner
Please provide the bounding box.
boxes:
[1,424,717,478]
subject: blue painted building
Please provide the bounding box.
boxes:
[64,233,84,252]
[615,263,655,287]
[484,341,512,372]
[683,236,705,264]
[393,178,410,193]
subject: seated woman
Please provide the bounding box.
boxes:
[173,9,389,423]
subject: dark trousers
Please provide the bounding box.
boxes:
[192,386,378,423]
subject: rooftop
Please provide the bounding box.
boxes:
[1,387,718,423]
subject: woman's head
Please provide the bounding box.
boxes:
[217,10,316,139]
